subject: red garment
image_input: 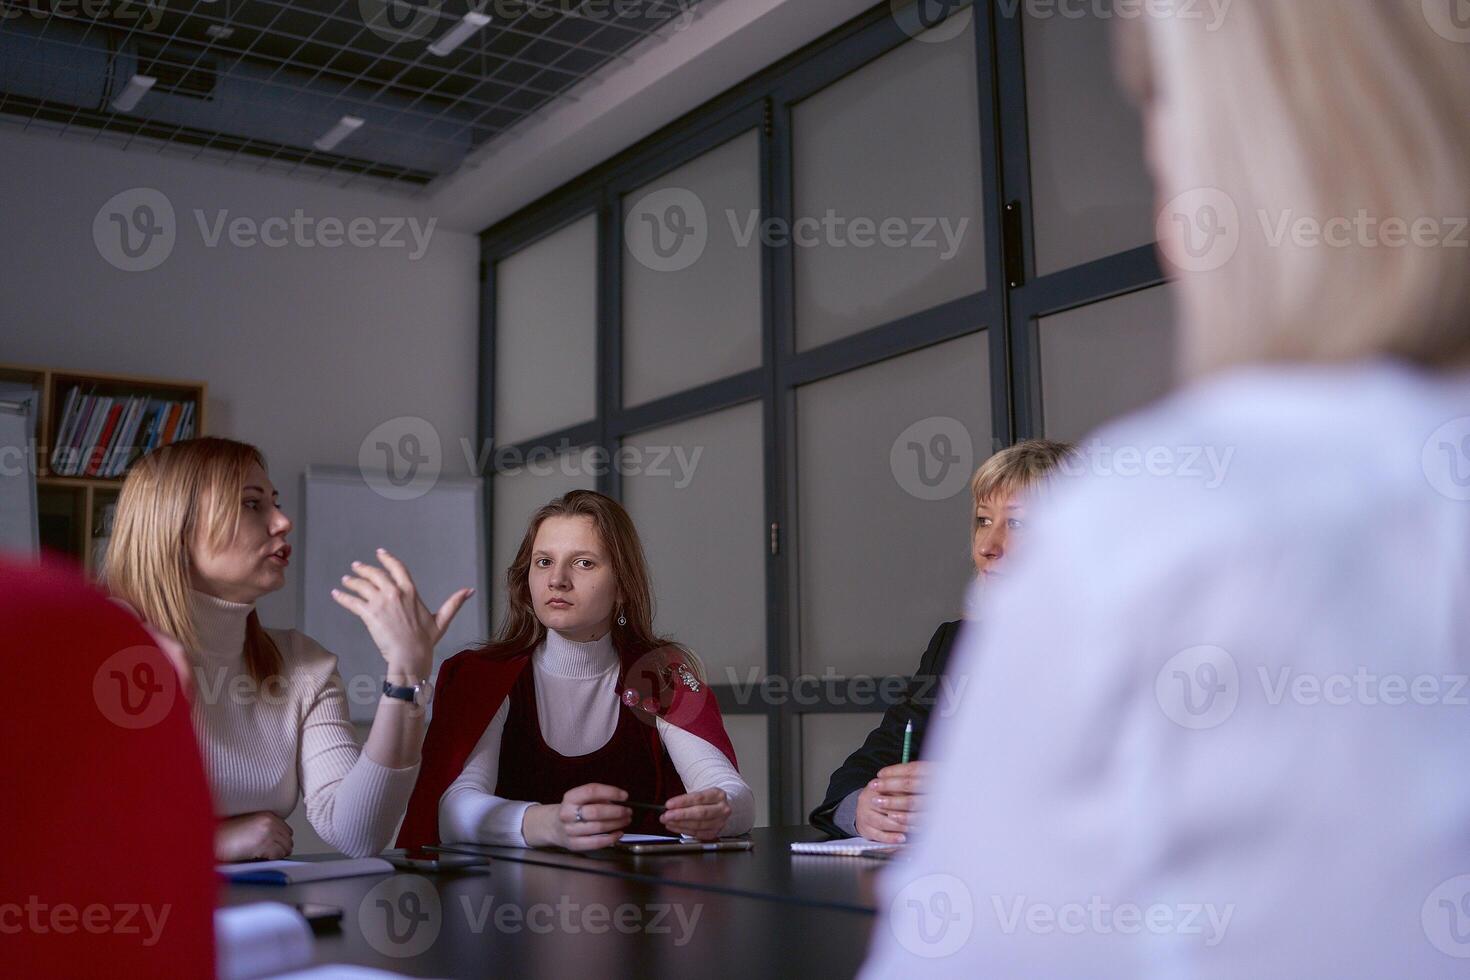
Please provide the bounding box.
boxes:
[2,558,217,978]
[396,642,737,849]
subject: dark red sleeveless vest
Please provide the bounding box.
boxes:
[494,668,685,835]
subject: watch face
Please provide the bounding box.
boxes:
[413,678,434,709]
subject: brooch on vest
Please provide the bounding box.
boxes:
[621,657,701,714]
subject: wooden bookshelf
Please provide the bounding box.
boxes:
[0,362,206,574]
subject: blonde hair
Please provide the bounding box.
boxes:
[970,439,1077,528]
[106,437,282,682]
[1129,0,1470,377]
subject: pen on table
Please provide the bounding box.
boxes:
[900,719,913,765]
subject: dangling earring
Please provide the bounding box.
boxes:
[617,607,627,627]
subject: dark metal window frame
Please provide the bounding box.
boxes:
[477,0,1168,824]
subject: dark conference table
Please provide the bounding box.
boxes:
[220,827,887,978]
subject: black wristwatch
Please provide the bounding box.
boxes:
[382,678,432,708]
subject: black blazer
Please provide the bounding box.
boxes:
[808,619,964,837]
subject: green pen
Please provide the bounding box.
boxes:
[900,719,914,765]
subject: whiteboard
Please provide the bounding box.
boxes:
[301,466,489,721]
[0,392,39,557]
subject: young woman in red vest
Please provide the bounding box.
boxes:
[398,490,753,851]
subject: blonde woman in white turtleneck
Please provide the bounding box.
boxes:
[106,437,473,861]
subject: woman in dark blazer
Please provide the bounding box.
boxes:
[810,440,1075,840]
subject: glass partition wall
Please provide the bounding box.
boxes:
[479,0,1174,824]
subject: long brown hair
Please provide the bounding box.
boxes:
[106,437,283,683]
[482,490,700,683]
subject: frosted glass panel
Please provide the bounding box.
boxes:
[1024,5,1155,274]
[494,215,599,446]
[622,130,763,406]
[490,448,597,631]
[797,332,989,677]
[1039,286,1176,442]
[724,714,770,828]
[792,20,986,350]
[621,401,765,680]
[802,713,885,816]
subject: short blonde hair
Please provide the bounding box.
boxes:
[970,440,1077,527]
[106,437,282,682]
[1132,0,1470,377]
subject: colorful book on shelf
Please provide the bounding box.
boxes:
[161,402,183,448]
[53,387,96,475]
[70,394,106,476]
[49,386,82,472]
[75,396,113,477]
[137,400,163,455]
[106,397,145,476]
[84,401,124,477]
[96,397,131,478]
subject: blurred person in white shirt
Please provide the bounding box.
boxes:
[861,1,1470,977]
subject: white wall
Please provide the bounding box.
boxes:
[0,126,480,631]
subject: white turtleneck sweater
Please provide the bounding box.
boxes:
[186,590,419,857]
[440,629,755,846]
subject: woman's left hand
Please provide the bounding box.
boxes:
[331,548,474,680]
[660,788,731,841]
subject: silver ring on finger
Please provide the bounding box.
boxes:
[575,805,585,823]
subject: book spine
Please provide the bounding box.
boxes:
[73,395,108,477]
[60,392,96,476]
[108,397,145,477]
[99,397,130,477]
[86,402,123,477]
[49,386,81,473]
[138,401,160,455]
[160,403,183,447]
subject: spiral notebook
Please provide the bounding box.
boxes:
[789,838,902,858]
